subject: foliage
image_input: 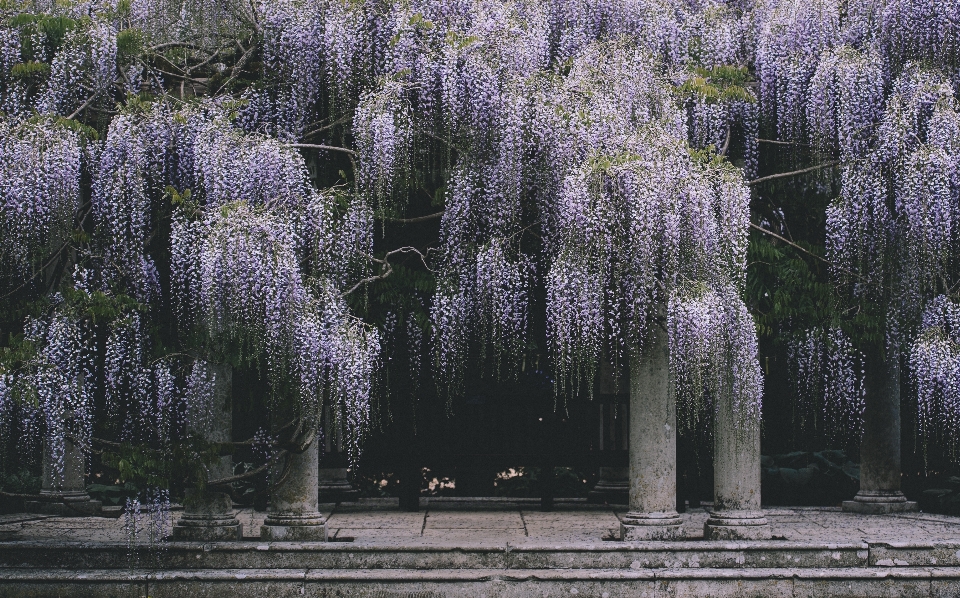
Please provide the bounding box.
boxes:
[1,0,959,514]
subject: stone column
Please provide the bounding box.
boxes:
[590,467,629,504]
[620,321,683,540]
[173,363,243,540]
[703,393,770,540]
[842,345,917,514]
[261,427,327,541]
[318,466,359,502]
[25,435,101,516]
[318,407,359,503]
[589,396,628,505]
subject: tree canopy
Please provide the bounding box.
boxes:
[0,0,958,501]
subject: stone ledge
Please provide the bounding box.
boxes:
[0,539,908,571]
[3,566,960,582]
[0,539,880,551]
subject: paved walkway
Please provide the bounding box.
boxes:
[1,498,958,546]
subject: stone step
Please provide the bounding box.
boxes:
[2,566,960,597]
[0,539,956,570]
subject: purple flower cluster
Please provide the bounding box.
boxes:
[0,121,82,273]
[475,239,532,373]
[354,82,413,208]
[788,327,865,444]
[911,297,960,456]
[806,46,884,159]
[123,488,170,556]
[755,0,841,141]
[669,284,764,432]
[21,312,96,484]
[93,110,175,299]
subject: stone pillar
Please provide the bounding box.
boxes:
[590,467,629,504]
[173,363,243,540]
[318,407,359,503]
[589,399,629,505]
[843,345,917,514]
[261,428,327,541]
[318,465,359,503]
[704,393,770,540]
[620,322,684,540]
[26,435,101,516]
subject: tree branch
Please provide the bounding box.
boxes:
[214,41,257,94]
[756,138,811,147]
[67,90,103,120]
[748,161,839,186]
[340,246,433,297]
[719,126,732,157]
[289,143,357,157]
[300,116,352,140]
[207,456,277,486]
[383,211,445,224]
[749,221,863,281]
[749,222,827,264]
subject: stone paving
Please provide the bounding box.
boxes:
[1,498,958,546]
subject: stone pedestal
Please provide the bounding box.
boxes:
[173,363,242,541]
[261,432,327,541]
[589,393,628,505]
[621,322,684,541]
[318,407,360,503]
[588,467,629,505]
[26,437,101,517]
[318,467,359,503]
[174,488,242,540]
[843,346,917,514]
[704,393,770,540]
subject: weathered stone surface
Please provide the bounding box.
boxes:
[843,492,919,514]
[589,466,629,505]
[25,436,101,517]
[2,567,960,598]
[705,384,770,540]
[261,433,327,542]
[173,364,243,541]
[174,488,243,541]
[318,467,360,503]
[4,502,960,597]
[621,322,684,541]
[843,346,917,515]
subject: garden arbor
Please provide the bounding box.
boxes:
[3,0,959,544]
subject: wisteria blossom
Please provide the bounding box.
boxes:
[788,327,865,444]
[4,0,960,528]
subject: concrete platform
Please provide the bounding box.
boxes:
[1,498,960,596]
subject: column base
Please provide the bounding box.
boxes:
[172,518,243,541]
[260,514,328,541]
[318,468,359,503]
[620,511,684,541]
[319,485,359,503]
[25,492,101,517]
[172,489,242,540]
[588,468,629,505]
[588,484,628,505]
[842,491,918,514]
[704,510,771,540]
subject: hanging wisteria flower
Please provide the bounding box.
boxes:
[788,327,865,444]
[15,0,960,507]
[669,284,764,432]
[806,46,884,159]
[19,311,96,484]
[755,0,840,141]
[92,108,174,299]
[354,81,413,209]
[0,120,82,275]
[911,297,960,458]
